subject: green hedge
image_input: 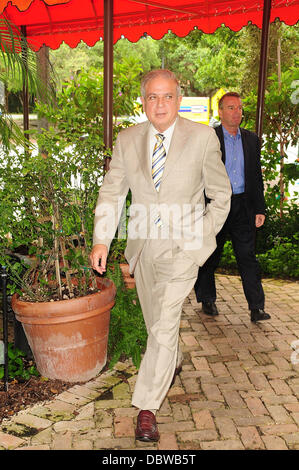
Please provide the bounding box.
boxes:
[106,263,147,370]
[219,238,299,279]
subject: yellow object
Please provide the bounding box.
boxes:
[211,88,226,118]
[179,96,209,125]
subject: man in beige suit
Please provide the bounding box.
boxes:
[90,69,231,442]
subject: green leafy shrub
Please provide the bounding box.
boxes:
[255,201,299,254]
[219,241,238,271]
[0,343,39,381]
[0,60,143,301]
[106,263,147,370]
[257,237,299,278]
[219,237,299,279]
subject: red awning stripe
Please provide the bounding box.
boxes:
[0,0,69,14]
[0,0,298,50]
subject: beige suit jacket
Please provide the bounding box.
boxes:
[93,116,231,271]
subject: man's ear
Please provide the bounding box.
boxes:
[141,96,146,112]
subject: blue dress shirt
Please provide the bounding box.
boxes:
[223,126,245,195]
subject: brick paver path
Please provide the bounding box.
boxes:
[1,274,298,451]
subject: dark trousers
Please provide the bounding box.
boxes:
[194,194,265,310]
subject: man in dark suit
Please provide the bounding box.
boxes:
[194,92,271,323]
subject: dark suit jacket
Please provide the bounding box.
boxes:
[215,124,266,216]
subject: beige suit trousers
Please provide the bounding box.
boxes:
[131,238,198,411]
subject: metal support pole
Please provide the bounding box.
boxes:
[103,0,114,173]
[1,266,9,391]
[255,0,272,140]
[21,25,29,140]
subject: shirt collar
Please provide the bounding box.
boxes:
[222,126,241,139]
[151,118,177,140]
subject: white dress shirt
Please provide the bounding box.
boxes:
[149,119,177,162]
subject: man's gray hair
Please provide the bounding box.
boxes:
[141,69,181,98]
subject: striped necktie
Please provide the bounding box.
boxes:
[152,133,166,192]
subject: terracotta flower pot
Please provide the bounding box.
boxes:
[11,277,116,383]
[119,263,136,289]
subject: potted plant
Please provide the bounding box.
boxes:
[0,62,143,382]
[1,125,116,382]
[0,75,112,382]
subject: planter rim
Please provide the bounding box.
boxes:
[14,276,114,307]
[14,299,116,325]
[11,277,116,317]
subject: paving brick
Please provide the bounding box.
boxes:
[209,362,230,377]
[267,405,294,424]
[213,407,252,419]
[53,419,95,433]
[113,382,131,400]
[72,439,93,450]
[94,398,131,409]
[94,437,135,449]
[238,426,265,449]
[56,391,92,406]
[1,275,298,451]
[233,415,274,427]
[30,427,52,445]
[159,420,195,433]
[214,417,238,439]
[260,424,298,435]
[263,394,298,406]
[16,444,51,450]
[262,435,288,450]
[11,413,53,430]
[94,409,113,428]
[201,383,224,402]
[191,356,210,371]
[68,384,102,400]
[114,416,135,437]
[52,430,73,450]
[291,412,299,425]
[192,410,215,430]
[244,397,269,416]
[269,379,293,395]
[284,403,299,413]
[0,431,25,450]
[181,333,198,347]
[158,433,179,450]
[172,403,192,422]
[283,433,299,447]
[181,378,201,394]
[200,439,244,450]
[177,429,218,442]
[74,402,94,420]
[222,390,246,408]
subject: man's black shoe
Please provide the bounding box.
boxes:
[250,309,271,322]
[170,364,182,387]
[202,301,219,316]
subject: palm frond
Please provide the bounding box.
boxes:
[0,18,56,146]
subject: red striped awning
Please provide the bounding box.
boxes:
[0,0,298,51]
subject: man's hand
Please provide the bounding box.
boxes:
[89,244,108,275]
[255,214,265,228]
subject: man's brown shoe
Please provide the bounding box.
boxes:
[135,410,159,442]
